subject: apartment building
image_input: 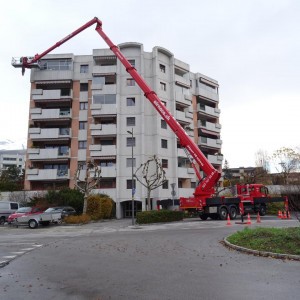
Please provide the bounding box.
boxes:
[25,42,222,218]
[0,150,26,171]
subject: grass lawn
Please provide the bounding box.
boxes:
[227,227,300,255]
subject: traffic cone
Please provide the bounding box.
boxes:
[246,213,252,225]
[287,211,291,219]
[282,211,287,219]
[256,213,261,223]
[226,214,232,226]
[278,210,282,219]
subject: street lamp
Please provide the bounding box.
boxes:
[127,128,135,225]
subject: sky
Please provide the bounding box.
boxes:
[0,0,299,168]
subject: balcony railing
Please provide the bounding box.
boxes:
[32,89,73,101]
[30,108,71,120]
[29,128,71,140]
[89,145,117,157]
[27,168,70,181]
[28,148,70,160]
[197,104,220,118]
[90,124,117,136]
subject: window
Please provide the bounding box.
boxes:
[127,78,135,86]
[199,103,205,111]
[126,97,136,106]
[80,83,88,91]
[128,59,135,67]
[126,158,136,167]
[41,59,72,71]
[80,102,88,110]
[80,65,89,73]
[78,141,87,149]
[127,137,136,147]
[191,182,196,189]
[159,64,166,73]
[93,94,116,105]
[127,117,135,126]
[127,179,136,189]
[79,121,87,130]
[162,180,168,189]
[162,159,168,168]
[161,139,168,149]
[160,82,166,91]
[161,119,167,129]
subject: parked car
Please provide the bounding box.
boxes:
[0,201,21,225]
[7,206,45,224]
[44,206,77,218]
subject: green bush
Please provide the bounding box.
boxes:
[136,210,184,224]
[267,202,285,215]
[98,194,114,218]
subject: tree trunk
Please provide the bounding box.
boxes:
[146,189,151,211]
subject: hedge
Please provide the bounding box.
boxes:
[136,210,184,224]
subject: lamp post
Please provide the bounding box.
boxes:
[127,128,135,225]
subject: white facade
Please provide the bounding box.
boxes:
[0,150,26,171]
[25,43,222,218]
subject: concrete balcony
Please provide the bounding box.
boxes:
[174,74,190,88]
[29,128,71,141]
[198,137,222,149]
[198,121,221,133]
[90,124,117,136]
[89,145,117,157]
[99,167,117,177]
[92,65,117,75]
[178,167,195,179]
[175,92,192,107]
[176,110,193,124]
[30,108,72,121]
[31,69,73,81]
[197,104,220,118]
[177,148,187,158]
[207,154,223,165]
[90,104,117,116]
[27,168,70,181]
[28,148,70,161]
[32,89,73,101]
[91,84,117,93]
[196,86,219,102]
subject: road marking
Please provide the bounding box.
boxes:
[0,243,43,268]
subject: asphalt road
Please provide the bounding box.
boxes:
[0,216,299,300]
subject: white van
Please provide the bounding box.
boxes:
[0,202,20,225]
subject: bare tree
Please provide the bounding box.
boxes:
[272,147,300,184]
[74,160,101,214]
[134,155,167,211]
[255,149,270,172]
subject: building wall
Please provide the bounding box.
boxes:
[25,43,222,218]
[0,150,26,171]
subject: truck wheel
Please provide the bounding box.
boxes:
[28,219,38,229]
[219,207,228,220]
[229,206,238,220]
[0,217,5,225]
[210,214,219,220]
[199,214,208,220]
[259,206,267,216]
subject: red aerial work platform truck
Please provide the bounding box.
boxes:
[12,17,289,220]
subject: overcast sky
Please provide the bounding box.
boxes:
[0,0,299,168]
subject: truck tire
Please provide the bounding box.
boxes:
[28,219,38,229]
[259,205,267,216]
[229,206,238,220]
[218,207,228,220]
[0,217,5,225]
[199,214,208,220]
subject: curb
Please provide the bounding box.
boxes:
[223,237,300,261]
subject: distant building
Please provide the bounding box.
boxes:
[0,150,26,171]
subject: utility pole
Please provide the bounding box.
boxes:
[127,128,135,225]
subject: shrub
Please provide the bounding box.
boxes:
[87,195,103,220]
[98,194,114,219]
[267,202,285,215]
[136,210,184,224]
[64,214,91,224]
